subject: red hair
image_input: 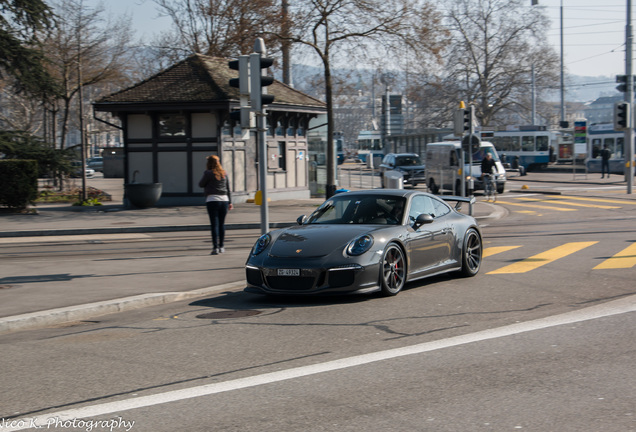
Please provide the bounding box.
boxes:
[206,155,226,180]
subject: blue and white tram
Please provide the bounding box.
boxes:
[356,130,384,164]
[480,129,552,171]
[586,123,629,174]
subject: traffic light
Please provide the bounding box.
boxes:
[249,52,275,112]
[614,101,631,131]
[616,74,627,93]
[453,109,465,136]
[229,55,250,95]
[228,55,252,128]
[463,105,475,135]
[453,105,475,136]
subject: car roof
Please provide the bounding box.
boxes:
[333,189,428,199]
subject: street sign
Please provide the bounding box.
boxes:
[574,120,587,155]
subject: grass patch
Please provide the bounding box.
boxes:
[36,186,112,204]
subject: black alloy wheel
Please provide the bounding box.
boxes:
[380,243,406,296]
[460,228,482,277]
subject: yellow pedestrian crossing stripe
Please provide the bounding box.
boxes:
[496,195,636,213]
[557,195,636,205]
[495,200,577,212]
[593,242,636,269]
[486,242,598,274]
[483,245,522,258]
[484,241,636,273]
[515,197,620,209]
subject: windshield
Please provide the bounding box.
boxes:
[395,156,423,166]
[305,195,406,225]
[472,146,500,163]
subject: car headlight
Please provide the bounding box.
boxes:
[346,234,374,256]
[251,234,271,255]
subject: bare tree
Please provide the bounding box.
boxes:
[150,0,281,61]
[279,0,447,197]
[430,0,559,127]
[42,0,134,149]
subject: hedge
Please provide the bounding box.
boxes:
[0,159,38,209]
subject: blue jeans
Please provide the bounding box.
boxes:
[205,201,228,249]
[601,160,610,177]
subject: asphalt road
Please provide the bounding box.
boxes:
[1,187,635,431]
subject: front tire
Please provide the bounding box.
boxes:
[460,228,482,277]
[380,243,406,296]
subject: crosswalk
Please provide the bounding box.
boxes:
[494,194,636,214]
[484,241,636,274]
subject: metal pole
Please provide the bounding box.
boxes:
[77,19,87,202]
[531,64,537,125]
[257,112,269,233]
[560,0,566,124]
[626,0,634,193]
[253,41,270,232]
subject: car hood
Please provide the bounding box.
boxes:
[396,165,425,172]
[269,224,380,258]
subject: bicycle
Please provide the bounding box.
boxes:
[483,173,497,202]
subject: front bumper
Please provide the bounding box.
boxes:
[400,170,426,185]
[245,262,381,295]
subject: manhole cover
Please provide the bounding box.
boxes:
[196,310,262,319]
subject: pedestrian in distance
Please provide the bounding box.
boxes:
[199,155,233,255]
[601,144,611,178]
[480,153,497,202]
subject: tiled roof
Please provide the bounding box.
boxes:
[95,54,326,110]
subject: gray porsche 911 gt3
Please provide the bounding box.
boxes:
[245,189,482,296]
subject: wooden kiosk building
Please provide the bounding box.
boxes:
[93,54,326,206]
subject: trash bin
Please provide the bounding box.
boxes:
[383,170,403,189]
[124,183,162,208]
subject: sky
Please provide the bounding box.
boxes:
[86,0,631,79]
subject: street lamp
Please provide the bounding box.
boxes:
[531,1,565,126]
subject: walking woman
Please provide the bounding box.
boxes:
[199,155,233,254]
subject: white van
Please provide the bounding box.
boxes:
[425,141,506,195]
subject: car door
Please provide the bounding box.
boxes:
[405,195,453,276]
[380,155,394,173]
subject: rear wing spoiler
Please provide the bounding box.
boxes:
[440,195,475,210]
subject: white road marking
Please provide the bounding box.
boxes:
[6,294,636,431]
[0,234,150,244]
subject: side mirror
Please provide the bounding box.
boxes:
[413,213,434,230]
[296,215,307,225]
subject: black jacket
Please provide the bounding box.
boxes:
[481,158,496,176]
[199,170,231,203]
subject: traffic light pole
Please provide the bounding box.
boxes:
[625,0,634,194]
[252,39,273,233]
[256,109,269,234]
[229,39,274,234]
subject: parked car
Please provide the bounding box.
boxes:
[87,157,103,171]
[245,189,482,296]
[70,161,95,178]
[379,153,426,188]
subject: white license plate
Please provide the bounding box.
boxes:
[277,268,300,276]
